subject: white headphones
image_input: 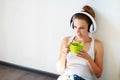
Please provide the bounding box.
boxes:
[70,11,97,33]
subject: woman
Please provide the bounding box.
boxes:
[56,5,104,80]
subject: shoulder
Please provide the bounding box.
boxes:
[62,36,71,43]
[60,36,71,49]
[94,39,103,47]
[60,36,72,46]
[94,39,104,54]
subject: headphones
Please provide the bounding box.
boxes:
[70,11,96,33]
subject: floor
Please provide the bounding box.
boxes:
[0,64,57,80]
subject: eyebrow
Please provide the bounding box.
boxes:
[74,25,85,28]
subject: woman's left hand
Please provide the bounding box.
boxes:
[76,50,91,60]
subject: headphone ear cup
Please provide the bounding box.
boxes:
[89,24,94,33]
[70,22,74,29]
[70,16,74,29]
[72,22,74,29]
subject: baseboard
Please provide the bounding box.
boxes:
[0,61,59,78]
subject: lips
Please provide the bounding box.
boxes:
[77,33,82,37]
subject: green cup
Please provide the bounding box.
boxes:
[70,42,84,55]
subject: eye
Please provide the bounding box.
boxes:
[74,26,77,28]
[80,27,85,29]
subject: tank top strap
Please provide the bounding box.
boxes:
[91,38,94,49]
[68,36,75,44]
[89,38,95,60]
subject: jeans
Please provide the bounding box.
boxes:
[67,74,85,80]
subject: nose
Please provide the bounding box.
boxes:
[76,28,80,33]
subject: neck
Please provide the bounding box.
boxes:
[74,36,91,43]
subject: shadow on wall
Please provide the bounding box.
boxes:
[118,66,120,80]
[95,11,120,80]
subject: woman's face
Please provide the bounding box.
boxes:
[73,18,89,38]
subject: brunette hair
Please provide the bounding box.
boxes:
[70,5,95,32]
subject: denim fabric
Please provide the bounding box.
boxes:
[73,74,85,80]
[67,74,85,80]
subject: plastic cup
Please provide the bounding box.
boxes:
[70,42,84,55]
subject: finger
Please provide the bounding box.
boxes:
[77,52,85,57]
[76,54,82,57]
[68,42,72,46]
[62,48,69,53]
[64,45,70,51]
[78,51,84,54]
[79,50,87,54]
[62,49,67,53]
[66,44,69,47]
[64,45,69,48]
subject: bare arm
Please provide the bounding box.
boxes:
[87,40,104,78]
[56,36,70,74]
[77,39,104,78]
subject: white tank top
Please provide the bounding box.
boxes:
[64,36,95,80]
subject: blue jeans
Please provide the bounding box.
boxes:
[67,74,85,80]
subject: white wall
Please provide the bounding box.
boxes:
[92,1,120,80]
[0,0,120,80]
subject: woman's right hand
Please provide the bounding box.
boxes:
[61,45,70,56]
